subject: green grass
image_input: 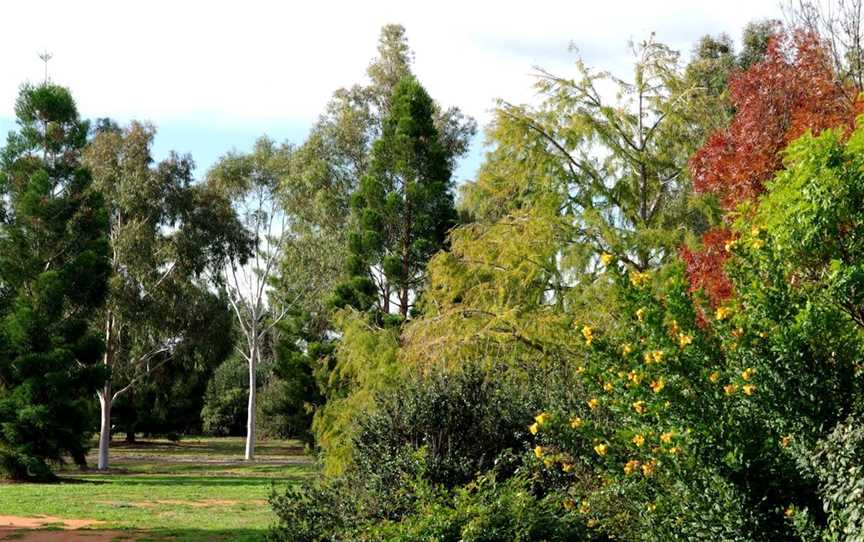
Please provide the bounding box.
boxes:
[0,437,314,541]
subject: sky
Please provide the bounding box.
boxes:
[0,0,784,182]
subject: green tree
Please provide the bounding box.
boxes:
[84,121,250,470]
[333,75,456,319]
[0,83,109,480]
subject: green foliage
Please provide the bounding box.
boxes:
[201,354,253,437]
[334,75,457,319]
[0,83,109,480]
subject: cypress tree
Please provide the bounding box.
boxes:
[0,83,109,480]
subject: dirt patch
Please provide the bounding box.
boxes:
[0,517,104,530]
[0,527,137,541]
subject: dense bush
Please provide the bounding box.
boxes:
[201,354,251,436]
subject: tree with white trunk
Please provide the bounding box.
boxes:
[84,120,250,470]
[208,137,294,460]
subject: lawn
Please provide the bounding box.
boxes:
[0,437,314,541]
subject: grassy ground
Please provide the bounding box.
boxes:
[0,437,314,541]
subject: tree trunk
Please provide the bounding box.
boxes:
[244,345,257,461]
[97,384,112,471]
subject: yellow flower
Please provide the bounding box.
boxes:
[630,270,650,287]
[579,500,591,515]
[600,252,613,265]
[751,238,765,250]
[603,382,614,392]
[534,445,543,458]
[594,443,608,457]
[669,319,680,334]
[709,371,720,383]
[587,518,599,528]
[624,459,640,475]
[650,379,665,394]
[751,225,761,237]
[668,446,681,455]
[628,371,642,385]
[743,384,756,396]
[562,462,573,473]
[641,460,656,477]
[633,401,647,414]
[587,398,599,410]
[647,502,657,512]
[724,383,738,396]
[784,506,795,518]
[576,365,586,374]
[563,498,576,511]
[660,432,674,443]
[678,332,693,348]
[715,306,731,321]
[780,435,793,448]
[636,307,646,322]
[741,368,755,381]
[644,350,664,364]
[570,416,583,429]
[529,422,539,435]
[581,325,594,346]
[622,343,633,355]
[632,434,645,447]
[535,412,551,426]
[543,456,555,467]
[724,238,738,252]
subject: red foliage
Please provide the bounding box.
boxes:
[683,30,863,305]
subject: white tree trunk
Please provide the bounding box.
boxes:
[97,385,112,471]
[244,345,257,461]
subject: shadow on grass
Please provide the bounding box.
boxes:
[135,527,268,542]
[88,476,302,487]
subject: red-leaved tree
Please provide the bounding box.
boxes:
[682,29,862,307]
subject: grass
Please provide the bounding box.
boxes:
[0,437,314,541]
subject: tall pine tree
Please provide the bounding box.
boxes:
[333,75,456,320]
[0,83,109,480]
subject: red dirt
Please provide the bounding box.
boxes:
[0,516,137,541]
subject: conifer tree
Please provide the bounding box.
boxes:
[332,75,456,319]
[0,83,109,480]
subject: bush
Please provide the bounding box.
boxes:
[201,354,250,436]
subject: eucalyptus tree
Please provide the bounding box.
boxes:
[83,121,249,470]
[0,83,109,480]
[209,137,295,460]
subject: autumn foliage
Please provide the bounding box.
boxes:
[683,30,863,305]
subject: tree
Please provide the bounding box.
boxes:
[332,76,456,319]
[0,83,109,480]
[682,29,862,306]
[83,121,249,470]
[209,137,293,461]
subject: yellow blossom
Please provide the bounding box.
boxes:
[669,320,680,334]
[709,371,720,383]
[630,270,650,287]
[724,238,738,252]
[582,325,594,346]
[603,381,614,392]
[587,518,599,528]
[633,401,647,414]
[632,434,645,447]
[636,307,646,322]
[600,252,613,265]
[668,446,681,455]
[628,371,643,385]
[743,384,756,396]
[724,383,738,396]
[660,432,674,443]
[678,332,693,348]
[785,506,795,518]
[587,398,599,410]
[622,343,633,355]
[741,368,754,381]
[642,460,656,477]
[543,457,554,468]
[780,435,793,448]
[715,306,731,321]
[579,501,591,515]
[647,502,657,512]
[563,498,576,511]
[570,416,583,429]
[562,462,573,473]
[534,445,543,458]
[650,379,665,394]
[594,443,608,457]
[529,422,539,435]
[535,412,551,426]
[751,225,761,237]
[751,238,765,250]
[576,366,585,374]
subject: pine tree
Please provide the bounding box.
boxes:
[0,83,109,480]
[333,75,456,320]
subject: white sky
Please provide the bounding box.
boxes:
[0,0,784,177]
